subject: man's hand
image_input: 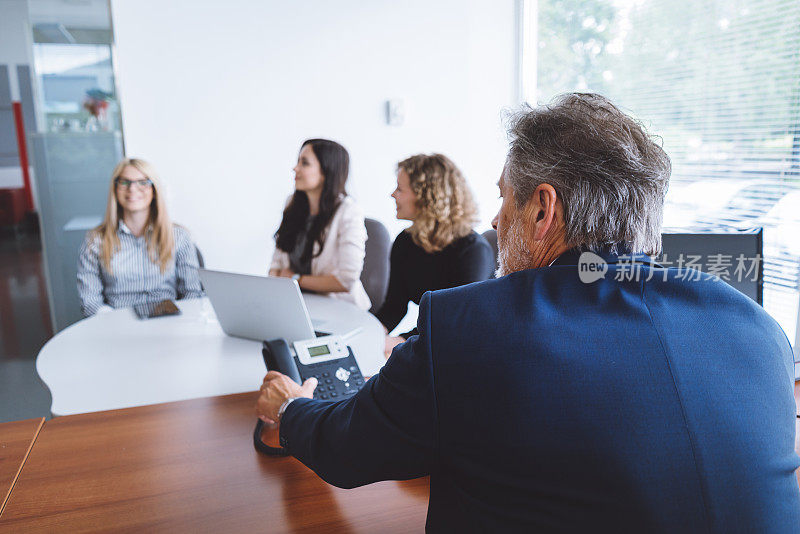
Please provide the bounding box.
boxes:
[255,371,317,424]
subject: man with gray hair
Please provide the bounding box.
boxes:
[257,93,800,532]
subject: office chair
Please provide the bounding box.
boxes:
[194,245,206,293]
[795,276,800,379]
[482,229,498,278]
[195,245,205,269]
[362,218,391,313]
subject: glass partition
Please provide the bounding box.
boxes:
[32,42,121,133]
[27,0,125,331]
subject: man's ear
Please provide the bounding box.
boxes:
[522,184,559,243]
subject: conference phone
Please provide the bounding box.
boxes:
[253,334,365,456]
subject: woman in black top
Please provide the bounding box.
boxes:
[376,153,495,355]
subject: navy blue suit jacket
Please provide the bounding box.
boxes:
[280,249,800,532]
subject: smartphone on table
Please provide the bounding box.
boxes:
[133,299,181,320]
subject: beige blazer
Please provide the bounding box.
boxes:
[270,195,371,310]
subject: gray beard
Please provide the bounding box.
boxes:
[496,215,534,277]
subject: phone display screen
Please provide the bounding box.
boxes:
[307,345,331,357]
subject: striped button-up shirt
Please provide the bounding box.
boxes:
[77,222,204,317]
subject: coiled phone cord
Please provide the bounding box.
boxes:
[253,419,290,456]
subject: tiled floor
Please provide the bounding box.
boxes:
[0,231,53,423]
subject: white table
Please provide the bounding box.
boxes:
[36,296,386,416]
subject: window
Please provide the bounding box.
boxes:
[525,0,800,347]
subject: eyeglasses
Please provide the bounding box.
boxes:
[115,178,153,190]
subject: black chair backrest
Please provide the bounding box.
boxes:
[195,245,205,269]
[362,218,391,313]
[482,229,498,278]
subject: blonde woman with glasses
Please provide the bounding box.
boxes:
[77,158,204,316]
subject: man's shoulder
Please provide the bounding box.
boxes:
[647,267,788,341]
[426,264,774,330]
[426,272,527,313]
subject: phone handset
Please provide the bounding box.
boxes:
[254,339,295,456]
[261,338,302,384]
[254,335,366,456]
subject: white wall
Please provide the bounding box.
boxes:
[0,0,33,188]
[0,0,31,98]
[111,0,516,275]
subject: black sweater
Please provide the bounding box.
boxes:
[375,230,495,338]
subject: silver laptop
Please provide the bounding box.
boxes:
[199,269,326,343]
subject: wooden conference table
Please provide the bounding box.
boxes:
[0,418,44,517]
[36,296,386,416]
[1,385,799,531]
[0,392,430,532]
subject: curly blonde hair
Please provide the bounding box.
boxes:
[399,153,478,253]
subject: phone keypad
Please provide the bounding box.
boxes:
[305,348,364,402]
